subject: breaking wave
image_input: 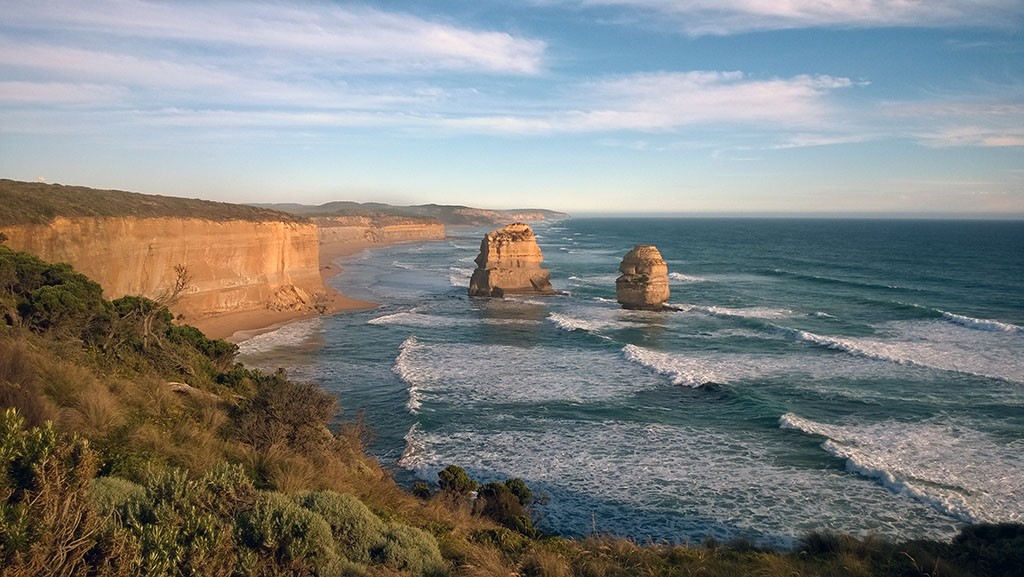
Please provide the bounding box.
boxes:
[786,322,1024,384]
[940,311,1023,333]
[780,413,1024,525]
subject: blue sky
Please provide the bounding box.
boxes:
[1,1,1022,215]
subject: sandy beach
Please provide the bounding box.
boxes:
[190,239,391,342]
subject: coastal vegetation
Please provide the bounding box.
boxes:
[1,240,1021,576]
[0,179,302,226]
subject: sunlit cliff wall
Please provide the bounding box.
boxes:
[2,217,325,321]
[315,216,446,247]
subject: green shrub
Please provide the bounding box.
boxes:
[504,477,532,507]
[89,476,145,517]
[233,371,337,453]
[197,463,257,518]
[411,481,432,500]
[438,465,477,495]
[166,324,238,370]
[377,521,445,576]
[293,490,386,564]
[0,408,103,575]
[236,491,338,571]
[115,467,237,576]
[947,523,1024,577]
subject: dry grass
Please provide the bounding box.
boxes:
[439,536,516,577]
[520,547,572,577]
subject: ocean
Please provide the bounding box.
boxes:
[238,218,1024,546]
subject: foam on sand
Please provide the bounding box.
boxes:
[236,317,322,356]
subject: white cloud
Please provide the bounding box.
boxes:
[2,1,546,74]
[0,81,126,104]
[570,0,1023,35]
[883,100,1024,148]
[434,71,855,135]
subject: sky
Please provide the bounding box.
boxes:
[1,1,1022,216]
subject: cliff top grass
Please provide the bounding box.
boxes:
[0,179,303,226]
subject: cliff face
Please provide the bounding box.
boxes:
[2,217,326,321]
[314,216,445,247]
[469,223,555,297]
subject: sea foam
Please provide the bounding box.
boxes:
[236,317,322,356]
[780,413,1024,525]
[788,321,1024,384]
[390,338,657,406]
[402,417,960,544]
[940,311,1024,333]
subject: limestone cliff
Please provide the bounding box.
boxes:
[469,223,555,297]
[616,245,670,310]
[2,217,326,322]
[315,215,445,248]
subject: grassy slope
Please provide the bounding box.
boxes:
[0,179,302,226]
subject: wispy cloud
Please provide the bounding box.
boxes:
[3,1,547,74]
[566,0,1024,35]
[884,100,1024,148]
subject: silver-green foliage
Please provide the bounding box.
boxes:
[292,490,385,564]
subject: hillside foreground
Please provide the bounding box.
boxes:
[1,237,1022,577]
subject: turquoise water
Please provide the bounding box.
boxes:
[239,218,1024,545]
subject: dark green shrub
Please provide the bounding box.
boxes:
[411,481,432,500]
[947,523,1024,577]
[504,477,532,507]
[233,371,337,453]
[437,465,477,495]
[167,324,238,370]
[293,490,385,564]
[477,482,537,537]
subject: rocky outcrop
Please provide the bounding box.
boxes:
[2,217,327,322]
[469,223,555,297]
[616,245,670,310]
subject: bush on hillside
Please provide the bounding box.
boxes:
[236,491,338,572]
[233,370,338,454]
[477,482,536,537]
[293,490,386,564]
[0,408,103,575]
[377,522,446,577]
[438,465,478,496]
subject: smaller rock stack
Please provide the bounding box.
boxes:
[616,245,670,310]
[469,223,556,297]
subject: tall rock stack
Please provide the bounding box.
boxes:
[616,245,670,310]
[469,223,556,297]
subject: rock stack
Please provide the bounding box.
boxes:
[469,223,556,297]
[616,245,670,310]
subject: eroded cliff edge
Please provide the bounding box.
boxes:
[2,216,327,323]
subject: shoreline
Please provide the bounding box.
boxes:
[189,237,439,343]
